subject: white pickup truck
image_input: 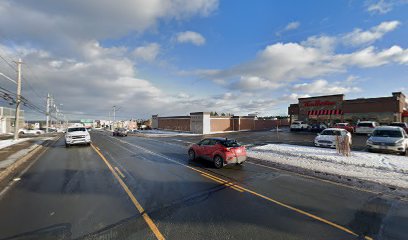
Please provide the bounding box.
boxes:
[65,126,91,147]
[290,121,309,131]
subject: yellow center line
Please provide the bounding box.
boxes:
[91,144,165,240]
[114,167,126,178]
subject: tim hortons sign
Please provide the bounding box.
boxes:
[303,100,336,107]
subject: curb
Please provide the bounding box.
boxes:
[0,135,61,183]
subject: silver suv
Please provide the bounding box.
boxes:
[366,126,408,155]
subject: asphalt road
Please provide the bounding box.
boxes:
[0,130,407,240]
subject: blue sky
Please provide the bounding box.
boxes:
[0,0,407,120]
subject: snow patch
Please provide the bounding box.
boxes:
[248,144,408,189]
[0,138,31,150]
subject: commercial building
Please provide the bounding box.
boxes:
[288,92,408,125]
[0,106,24,134]
[152,112,289,134]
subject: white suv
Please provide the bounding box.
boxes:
[290,121,309,131]
[355,121,379,135]
[65,126,91,147]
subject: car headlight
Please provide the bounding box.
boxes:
[395,139,404,146]
[366,140,373,145]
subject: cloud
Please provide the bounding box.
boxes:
[0,0,218,56]
[285,21,300,31]
[188,21,408,92]
[233,76,285,90]
[291,79,361,95]
[276,21,300,36]
[342,21,400,46]
[175,31,206,46]
[133,43,160,62]
[366,0,394,14]
[0,0,220,119]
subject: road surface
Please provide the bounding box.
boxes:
[0,131,407,240]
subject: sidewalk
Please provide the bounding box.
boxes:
[0,136,58,181]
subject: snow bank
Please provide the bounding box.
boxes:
[0,138,30,150]
[248,144,408,189]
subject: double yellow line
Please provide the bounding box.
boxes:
[91,144,165,240]
[92,142,372,240]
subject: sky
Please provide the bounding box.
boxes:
[0,0,407,121]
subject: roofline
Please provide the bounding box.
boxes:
[298,94,344,100]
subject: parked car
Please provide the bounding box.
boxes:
[309,123,328,133]
[65,126,91,147]
[389,122,408,133]
[188,138,247,168]
[113,128,128,137]
[366,126,408,155]
[355,121,379,135]
[334,123,355,133]
[290,121,309,131]
[314,128,352,148]
[18,128,45,135]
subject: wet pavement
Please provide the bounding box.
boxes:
[0,130,406,239]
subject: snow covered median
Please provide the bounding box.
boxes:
[248,144,408,189]
[0,138,31,150]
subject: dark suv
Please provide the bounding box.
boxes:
[113,128,128,137]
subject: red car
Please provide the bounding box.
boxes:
[188,137,247,168]
[334,123,355,133]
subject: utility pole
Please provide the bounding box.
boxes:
[113,105,116,129]
[13,59,22,140]
[46,93,50,133]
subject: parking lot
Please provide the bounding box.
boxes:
[134,127,372,152]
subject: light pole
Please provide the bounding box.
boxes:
[13,59,22,140]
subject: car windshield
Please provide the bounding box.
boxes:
[321,130,341,136]
[357,123,373,127]
[220,139,241,147]
[67,127,86,132]
[372,130,403,138]
[390,123,405,127]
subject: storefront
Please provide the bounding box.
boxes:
[288,92,407,125]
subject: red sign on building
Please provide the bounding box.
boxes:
[304,100,336,107]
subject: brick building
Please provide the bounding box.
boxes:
[288,92,408,125]
[152,112,289,134]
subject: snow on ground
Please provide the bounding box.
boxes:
[135,130,199,136]
[0,138,31,150]
[248,144,408,189]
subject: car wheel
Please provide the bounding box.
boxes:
[400,149,407,156]
[188,149,196,161]
[213,155,223,169]
[65,143,70,148]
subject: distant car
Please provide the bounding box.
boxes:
[389,122,408,134]
[113,128,127,137]
[188,138,247,168]
[366,126,408,155]
[309,123,327,133]
[334,123,355,133]
[314,128,352,148]
[65,126,91,147]
[290,121,309,131]
[18,129,45,135]
[355,121,379,135]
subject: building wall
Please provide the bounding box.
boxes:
[343,97,397,113]
[0,107,24,134]
[239,118,255,130]
[158,118,190,131]
[210,118,233,132]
